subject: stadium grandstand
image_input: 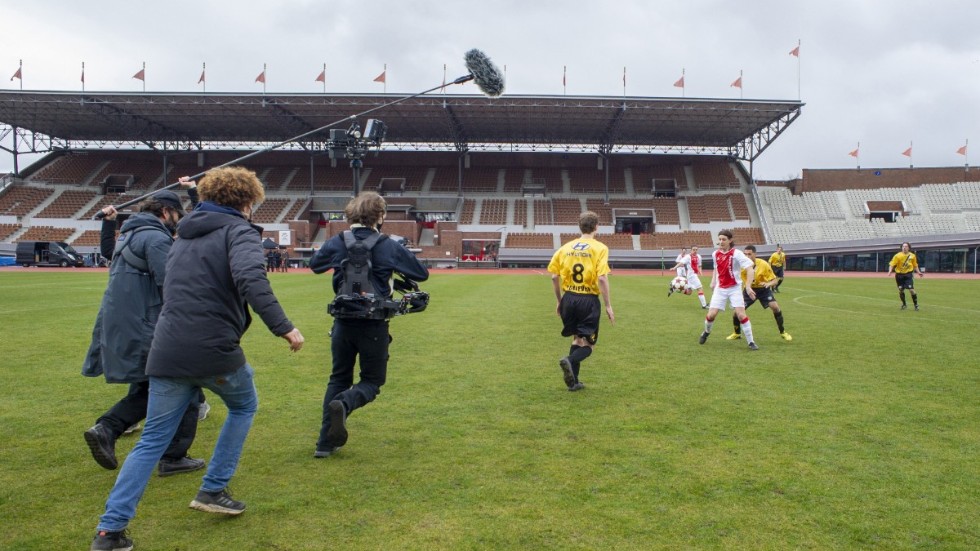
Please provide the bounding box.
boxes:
[1,90,978,272]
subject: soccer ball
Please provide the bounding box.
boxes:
[670,276,688,293]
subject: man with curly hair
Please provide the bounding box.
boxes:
[89,167,305,551]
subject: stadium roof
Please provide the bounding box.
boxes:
[0,90,803,161]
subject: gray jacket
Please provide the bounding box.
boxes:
[82,213,173,383]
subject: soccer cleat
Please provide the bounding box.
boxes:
[568,382,586,392]
[698,331,710,345]
[914,305,919,311]
[158,456,206,477]
[313,446,340,458]
[748,342,759,351]
[84,424,118,470]
[189,488,246,515]
[122,423,141,436]
[901,304,907,310]
[198,400,211,421]
[326,400,349,447]
[667,289,673,298]
[558,357,576,388]
[780,332,793,341]
[90,529,133,551]
[726,332,742,340]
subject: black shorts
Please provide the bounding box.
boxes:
[559,292,601,344]
[743,287,776,309]
[895,273,915,290]
[772,266,784,278]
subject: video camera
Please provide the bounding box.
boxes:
[327,119,387,161]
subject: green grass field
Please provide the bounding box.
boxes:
[1,270,978,550]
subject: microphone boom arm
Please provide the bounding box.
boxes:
[94,74,480,219]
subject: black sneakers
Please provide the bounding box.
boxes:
[698,331,710,345]
[189,488,246,515]
[90,529,132,551]
[558,357,576,388]
[901,304,907,310]
[84,424,118,470]
[914,304,920,311]
[748,342,759,351]
[568,382,586,392]
[325,400,349,447]
[158,456,206,477]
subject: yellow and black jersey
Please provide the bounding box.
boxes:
[548,237,610,295]
[740,258,777,288]
[889,252,918,274]
[769,251,786,268]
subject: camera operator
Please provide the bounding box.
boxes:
[310,191,428,458]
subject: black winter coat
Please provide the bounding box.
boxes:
[145,202,295,378]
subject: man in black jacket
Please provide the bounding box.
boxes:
[310,191,428,458]
[81,184,205,476]
[90,167,304,551]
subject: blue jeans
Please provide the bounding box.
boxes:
[97,364,258,532]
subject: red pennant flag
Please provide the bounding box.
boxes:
[315,69,325,83]
[10,67,22,81]
[848,148,859,158]
[198,70,206,84]
[730,76,742,88]
[373,70,386,83]
[956,144,968,156]
[789,45,800,57]
[132,69,145,81]
[673,76,684,88]
[902,147,913,157]
[255,70,266,84]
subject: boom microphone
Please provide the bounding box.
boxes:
[94,49,506,219]
[463,49,505,97]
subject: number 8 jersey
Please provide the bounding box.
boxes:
[548,237,611,295]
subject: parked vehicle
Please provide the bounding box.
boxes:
[15,241,86,267]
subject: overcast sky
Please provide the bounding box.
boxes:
[2,0,978,179]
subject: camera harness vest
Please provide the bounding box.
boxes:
[328,231,403,320]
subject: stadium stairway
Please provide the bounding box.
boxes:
[419,227,436,246]
[677,197,691,230]
[24,189,62,219]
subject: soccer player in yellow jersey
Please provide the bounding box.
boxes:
[769,245,786,292]
[727,245,792,341]
[887,241,924,310]
[548,211,615,391]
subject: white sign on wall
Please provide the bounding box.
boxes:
[278,230,292,246]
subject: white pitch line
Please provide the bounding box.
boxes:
[789,286,980,314]
[791,295,980,323]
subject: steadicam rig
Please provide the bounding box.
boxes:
[93,48,505,218]
[393,276,429,316]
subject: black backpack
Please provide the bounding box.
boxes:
[328,231,398,320]
[337,231,385,296]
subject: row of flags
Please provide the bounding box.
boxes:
[10,42,804,90]
[8,62,387,87]
[847,142,969,158]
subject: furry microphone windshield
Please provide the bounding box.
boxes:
[463,49,505,97]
